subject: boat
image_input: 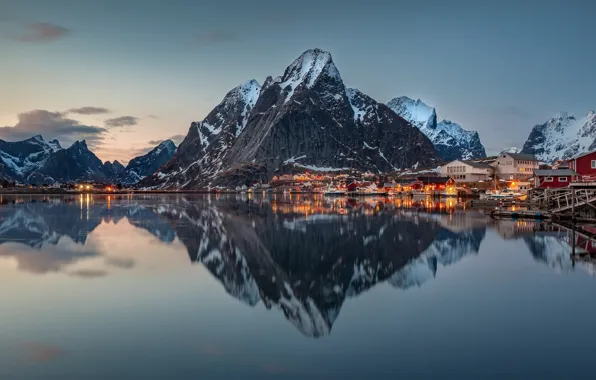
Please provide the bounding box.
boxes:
[484,189,524,200]
[323,184,346,196]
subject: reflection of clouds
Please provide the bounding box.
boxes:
[19,342,65,363]
[0,238,101,274]
[68,269,108,278]
[105,256,135,269]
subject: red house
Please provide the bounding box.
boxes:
[568,151,596,180]
[347,181,361,192]
[533,169,576,189]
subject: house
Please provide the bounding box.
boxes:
[440,160,494,182]
[492,152,539,180]
[533,169,577,189]
[568,151,596,180]
[416,176,455,192]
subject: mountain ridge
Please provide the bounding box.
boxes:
[141,48,440,189]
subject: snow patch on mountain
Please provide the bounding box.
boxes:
[387,96,436,130]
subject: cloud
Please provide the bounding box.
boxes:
[15,22,70,43]
[68,106,111,115]
[495,105,535,120]
[198,31,238,44]
[19,342,65,363]
[148,134,185,146]
[0,110,107,149]
[147,114,159,119]
[104,116,139,128]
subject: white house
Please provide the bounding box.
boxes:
[440,160,494,183]
[491,152,539,180]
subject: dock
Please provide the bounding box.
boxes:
[490,210,549,220]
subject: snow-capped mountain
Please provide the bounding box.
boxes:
[0,135,62,182]
[501,147,522,154]
[521,111,596,163]
[102,160,125,178]
[387,96,486,161]
[29,140,108,184]
[0,135,177,185]
[115,139,176,185]
[141,49,439,189]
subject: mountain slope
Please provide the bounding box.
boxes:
[521,111,596,163]
[0,135,62,182]
[28,140,108,184]
[141,49,439,189]
[142,81,261,188]
[388,96,486,161]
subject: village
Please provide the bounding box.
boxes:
[3,150,596,203]
[222,149,596,200]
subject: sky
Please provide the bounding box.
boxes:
[0,0,595,163]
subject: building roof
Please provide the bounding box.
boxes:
[570,150,596,160]
[533,169,576,176]
[462,160,493,169]
[505,152,538,161]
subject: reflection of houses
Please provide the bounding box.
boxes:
[440,160,493,183]
[491,219,539,240]
[492,152,539,180]
[436,210,491,233]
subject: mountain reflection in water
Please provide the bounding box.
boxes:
[0,194,592,338]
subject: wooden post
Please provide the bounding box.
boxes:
[572,187,576,221]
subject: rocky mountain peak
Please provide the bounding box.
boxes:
[387,96,437,131]
[388,96,486,161]
[278,48,342,103]
[140,49,440,189]
[155,139,176,154]
[521,110,596,162]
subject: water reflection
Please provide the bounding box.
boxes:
[0,194,593,338]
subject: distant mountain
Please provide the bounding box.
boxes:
[521,111,596,163]
[387,96,486,161]
[0,136,176,185]
[29,140,108,184]
[0,135,62,182]
[140,49,439,189]
[116,140,176,185]
[102,160,125,178]
[501,147,522,154]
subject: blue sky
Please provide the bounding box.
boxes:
[1,0,595,162]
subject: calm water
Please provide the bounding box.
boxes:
[1,194,595,380]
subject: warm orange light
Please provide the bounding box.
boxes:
[106,186,112,192]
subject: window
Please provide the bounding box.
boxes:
[509,175,514,179]
[545,177,553,182]
[559,177,568,182]
[591,160,596,169]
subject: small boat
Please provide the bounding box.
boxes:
[323,184,346,196]
[484,189,524,200]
